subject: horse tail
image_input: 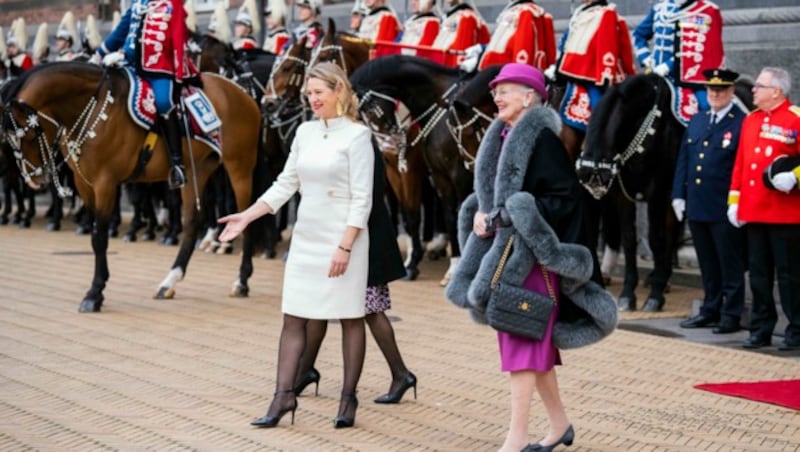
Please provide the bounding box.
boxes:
[243,123,271,254]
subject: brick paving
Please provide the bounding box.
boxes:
[1,221,799,451]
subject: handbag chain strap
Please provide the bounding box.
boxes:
[490,233,557,302]
[490,235,515,289]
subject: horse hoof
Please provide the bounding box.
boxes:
[439,274,451,287]
[617,296,636,312]
[109,228,119,238]
[229,284,249,298]
[45,222,61,232]
[403,268,419,281]
[78,298,103,313]
[75,225,91,235]
[0,216,8,225]
[426,249,446,261]
[123,233,137,243]
[141,231,156,241]
[642,297,664,312]
[154,286,175,299]
[263,249,277,259]
[161,236,180,246]
[19,219,31,229]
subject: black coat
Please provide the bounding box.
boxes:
[367,144,406,286]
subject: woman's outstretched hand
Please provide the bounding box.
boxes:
[217,213,248,242]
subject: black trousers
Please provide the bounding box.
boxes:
[746,223,800,342]
[689,220,745,321]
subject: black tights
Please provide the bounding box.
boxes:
[266,314,366,418]
[297,311,410,397]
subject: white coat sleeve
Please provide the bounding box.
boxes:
[345,127,375,229]
[259,129,301,210]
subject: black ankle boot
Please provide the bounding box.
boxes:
[250,389,298,428]
[333,393,358,429]
[293,368,321,396]
[159,111,186,189]
[374,372,417,404]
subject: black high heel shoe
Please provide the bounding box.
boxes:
[293,368,321,396]
[374,372,417,404]
[333,393,358,429]
[250,390,298,428]
[522,425,575,451]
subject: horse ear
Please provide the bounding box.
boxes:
[327,17,336,36]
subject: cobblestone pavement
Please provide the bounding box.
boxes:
[1,222,799,451]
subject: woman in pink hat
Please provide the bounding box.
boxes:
[446,62,616,451]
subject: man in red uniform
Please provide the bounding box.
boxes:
[399,0,440,58]
[549,0,635,133]
[359,0,402,58]
[432,0,490,68]
[233,0,260,51]
[728,67,800,351]
[5,34,33,76]
[263,0,290,55]
[475,0,556,72]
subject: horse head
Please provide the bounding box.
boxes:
[447,65,502,171]
[577,74,671,200]
[263,36,311,119]
[195,33,235,74]
[312,19,371,75]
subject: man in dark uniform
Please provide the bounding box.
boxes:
[672,68,746,334]
[728,67,800,351]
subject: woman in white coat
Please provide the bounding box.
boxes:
[218,62,374,428]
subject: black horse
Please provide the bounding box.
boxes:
[576,73,753,311]
[350,55,476,284]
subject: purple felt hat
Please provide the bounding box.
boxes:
[489,63,548,101]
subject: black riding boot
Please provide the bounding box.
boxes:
[160,111,186,189]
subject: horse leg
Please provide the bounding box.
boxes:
[155,157,214,299]
[617,195,639,311]
[20,185,34,228]
[1,177,10,224]
[46,182,63,232]
[160,190,182,246]
[78,185,116,313]
[642,193,674,312]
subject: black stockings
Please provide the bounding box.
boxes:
[266,314,306,417]
[338,318,365,418]
[366,312,410,393]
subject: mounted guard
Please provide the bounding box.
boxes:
[93,0,203,189]
[263,0,290,55]
[233,0,260,51]
[293,0,324,49]
[54,12,79,62]
[633,0,724,125]
[398,0,440,58]
[358,0,402,58]
[5,18,33,75]
[432,0,490,68]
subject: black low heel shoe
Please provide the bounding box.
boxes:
[374,372,417,404]
[522,425,575,451]
[293,368,321,396]
[250,390,298,428]
[333,393,358,429]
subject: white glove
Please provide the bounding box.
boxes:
[187,40,202,54]
[464,44,483,59]
[458,55,479,73]
[671,198,686,222]
[88,53,102,65]
[544,64,556,81]
[771,171,797,193]
[102,51,126,67]
[727,204,745,228]
[653,63,670,77]
[641,56,654,71]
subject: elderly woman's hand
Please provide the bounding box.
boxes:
[473,211,493,238]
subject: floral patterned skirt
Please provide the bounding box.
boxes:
[365,284,391,315]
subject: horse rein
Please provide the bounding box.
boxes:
[446,103,493,172]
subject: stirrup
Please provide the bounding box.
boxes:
[169,166,186,189]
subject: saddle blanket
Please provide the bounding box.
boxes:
[667,82,698,127]
[122,67,222,155]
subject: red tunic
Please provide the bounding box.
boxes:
[433,4,490,68]
[140,0,198,82]
[10,53,34,72]
[676,0,724,87]
[729,101,800,224]
[478,0,556,71]
[233,36,259,51]
[557,3,635,86]
[359,6,401,58]
[263,28,290,55]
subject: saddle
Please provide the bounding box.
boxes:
[121,67,222,156]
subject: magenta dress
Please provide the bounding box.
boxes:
[497,263,561,372]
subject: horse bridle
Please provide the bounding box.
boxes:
[446,101,493,171]
[575,80,664,200]
[2,72,114,197]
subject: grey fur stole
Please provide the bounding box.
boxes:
[445,107,617,350]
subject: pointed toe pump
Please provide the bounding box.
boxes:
[522,425,575,452]
[250,390,298,428]
[293,368,321,396]
[374,372,417,404]
[333,393,359,429]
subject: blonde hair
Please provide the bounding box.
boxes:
[306,62,360,121]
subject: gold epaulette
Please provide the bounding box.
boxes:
[789,105,800,117]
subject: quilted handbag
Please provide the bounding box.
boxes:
[485,235,555,341]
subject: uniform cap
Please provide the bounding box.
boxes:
[763,155,800,191]
[237,0,260,34]
[57,11,78,45]
[703,68,739,87]
[297,0,322,15]
[489,63,548,101]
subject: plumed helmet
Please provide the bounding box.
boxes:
[297,0,322,16]
[208,2,232,44]
[32,22,49,62]
[266,0,287,25]
[184,0,198,33]
[85,14,103,51]
[57,11,78,46]
[111,10,122,30]
[9,17,27,51]
[236,0,261,34]
[350,0,368,16]
[418,0,434,11]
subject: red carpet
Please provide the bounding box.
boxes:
[695,379,800,410]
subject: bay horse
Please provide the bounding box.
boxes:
[576,73,754,311]
[2,62,268,312]
[351,55,477,284]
